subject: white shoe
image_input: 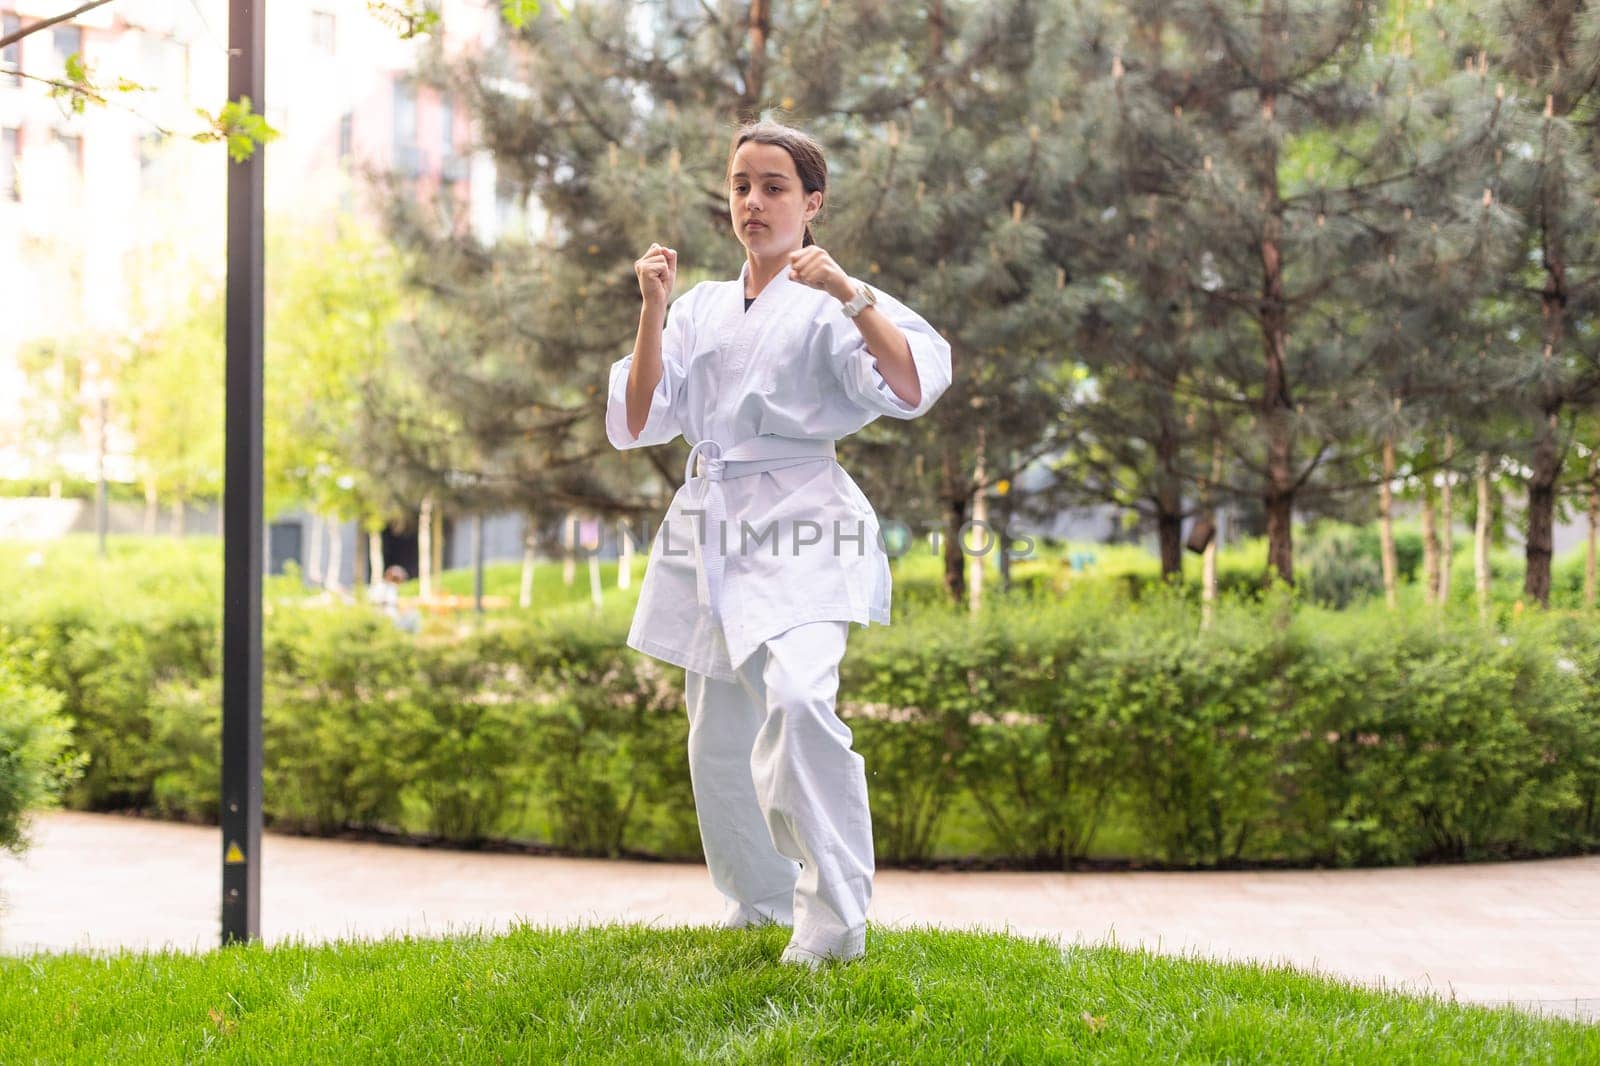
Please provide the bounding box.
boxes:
[779,941,863,969]
[719,902,792,930]
[779,943,828,969]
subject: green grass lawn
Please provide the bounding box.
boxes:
[0,925,1590,1063]
[391,556,646,610]
[7,524,1578,620]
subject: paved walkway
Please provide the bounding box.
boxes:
[2,812,1595,1023]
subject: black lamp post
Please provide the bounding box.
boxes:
[221,0,265,947]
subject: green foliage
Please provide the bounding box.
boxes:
[0,477,150,503]
[1111,592,1299,865]
[1283,609,1594,865]
[265,220,409,524]
[852,590,1126,866]
[192,96,280,163]
[48,52,94,113]
[261,610,418,832]
[500,0,543,30]
[843,585,1598,868]
[1296,522,1425,608]
[367,1,444,39]
[0,664,86,856]
[485,611,696,854]
[3,535,1597,868]
[123,288,226,509]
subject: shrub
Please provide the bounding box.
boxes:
[4,538,1597,869]
[0,663,86,855]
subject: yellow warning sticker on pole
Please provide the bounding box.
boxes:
[225,841,246,864]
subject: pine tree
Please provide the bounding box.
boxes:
[1484,0,1600,606]
[383,0,1089,606]
[1094,0,1512,584]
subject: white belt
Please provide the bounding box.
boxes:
[681,436,837,620]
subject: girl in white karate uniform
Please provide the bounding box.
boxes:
[605,120,952,967]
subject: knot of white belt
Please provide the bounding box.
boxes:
[681,436,837,620]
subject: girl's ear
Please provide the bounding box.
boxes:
[804,190,823,222]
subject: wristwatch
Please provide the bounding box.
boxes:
[839,282,877,318]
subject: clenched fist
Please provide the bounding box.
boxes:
[787,245,854,302]
[636,243,678,309]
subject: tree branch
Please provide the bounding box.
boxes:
[0,0,117,51]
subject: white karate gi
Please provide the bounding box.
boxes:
[605,260,951,959]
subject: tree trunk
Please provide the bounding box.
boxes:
[171,498,185,538]
[419,496,434,600]
[941,451,968,605]
[996,491,1014,595]
[1527,206,1569,606]
[1263,467,1294,585]
[472,513,486,615]
[1157,511,1183,581]
[1155,404,1184,581]
[1475,454,1492,621]
[1421,479,1440,607]
[1259,79,1295,587]
[968,432,986,615]
[354,528,369,589]
[943,498,967,605]
[143,481,158,536]
[617,517,634,590]
[521,526,538,608]
[1587,480,1598,610]
[739,0,770,122]
[309,514,328,586]
[431,505,445,584]
[1201,439,1222,630]
[324,520,343,592]
[1439,433,1455,604]
[1524,409,1560,607]
[1379,438,1398,611]
[562,513,577,587]
[368,531,383,590]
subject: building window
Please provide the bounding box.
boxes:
[338,111,352,159]
[439,97,461,182]
[311,11,335,54]
[2,14,20,86]
[56,131,82,176]
[392,79,418,176]
[2,128,18,200]
[137,130,165,189]
[52,24,82,68]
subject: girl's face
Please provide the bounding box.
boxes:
[728,141,821,255]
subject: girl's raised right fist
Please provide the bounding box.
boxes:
[635,243,677,307]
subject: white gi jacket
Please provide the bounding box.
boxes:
[605,260,952,681]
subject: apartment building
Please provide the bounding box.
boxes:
[0,0,502,480]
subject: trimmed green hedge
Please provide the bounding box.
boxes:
[1,580,1596,868]
[0,663,86,856]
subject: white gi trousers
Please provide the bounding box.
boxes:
[683,619,874,959]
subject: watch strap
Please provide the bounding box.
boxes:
[840,282,874,317]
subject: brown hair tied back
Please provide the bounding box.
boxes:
[729,120,828,247]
